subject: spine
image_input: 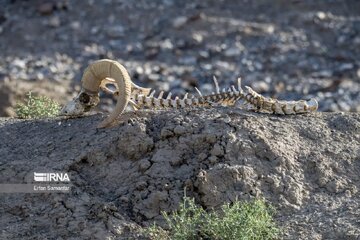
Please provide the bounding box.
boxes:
[130,76,318,115]
[243,86,318,114]
[131,77,245,110]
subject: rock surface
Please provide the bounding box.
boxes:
[0,108,359,239]
[1,0,360,116]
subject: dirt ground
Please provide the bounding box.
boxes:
[0,109,359,239]
[0,0,360,239]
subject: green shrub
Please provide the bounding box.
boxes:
[145,197,279,240]
[147,197,206,240]
[203,199,279,240]
[15,92,61,119]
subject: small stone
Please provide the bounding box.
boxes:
[205,134,217,144]
[173,16,188,28]
[36,72,44,80]
[139,159,151,172]
[164,183,171,190]
[312,70,332,78]
[192,33,203,44]
[12,59,26,69]
[38,2,54,15]
[160,38,174,50]
[70,21,81,30]
[135,66,144,75]
[179,56,197,65]
[170,157,182,166]
[109,40,124,49]
[252,81,270,93]
[353,36,360,45]
[48,16,61,28]
[316,11,327,20]
[148,73,160,81]
[120,196,129,202]
[145,48,159,59]
[199,50,209,59]
[91,27,99,34]
[345,189,352,198]
[329,103,339,112]
[337,101,351,112]
[208,156,218,164]
[173,125,186,135]
[136,181,148,190]
[224,47,241,57]
[338,63,354,71]
[210,143,224,157]
[265,25,275,34]
[222,116,231,123]
[160,128,174,138]
[106,25,125,38]
[198,153,207,161]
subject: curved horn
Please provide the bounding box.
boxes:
[84,60,132,128]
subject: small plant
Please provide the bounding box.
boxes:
[144,197,279,240]
[15,92,61,119]
[147,196,206,240]
[203,199,279,240]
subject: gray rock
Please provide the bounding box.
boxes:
[106,25,125,38]
[224,46,242,57]
[48,16,61,28]
[172,16,188,28]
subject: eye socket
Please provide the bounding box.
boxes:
[79,92,90,104]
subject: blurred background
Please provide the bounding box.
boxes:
[0,0,359,116]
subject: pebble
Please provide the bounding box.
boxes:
[210,143,224,157]
[70,21,81,30]
[160,38,174,50]
[208,156,218,164]
[199,50,210,59]
[38,2,54,15]
[338,63,354,71]
[173,16,188,28]
[48,16,61,28]
[179,56,197,65]
[252,81,270,93]
[136,181,148,190]
[337,101,351,112]
[316,11,327,20]
[224,46,242,57]
[198,153,207,161]
[192,33,203,44]
[173,125,186,135]
[106,25,125,38]
[160,128,174,138]
[139,159,151,172]
[147,73,160,81]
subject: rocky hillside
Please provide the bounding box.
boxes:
[0,108,359,239]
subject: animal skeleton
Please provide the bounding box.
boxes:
[60,59,150,128]
[60,59,318,128]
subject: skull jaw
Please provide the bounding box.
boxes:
[60,100,87,116]
[60,90,100,116]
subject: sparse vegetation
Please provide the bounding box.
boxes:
[145,197,279,240]
[15,92,61,119]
